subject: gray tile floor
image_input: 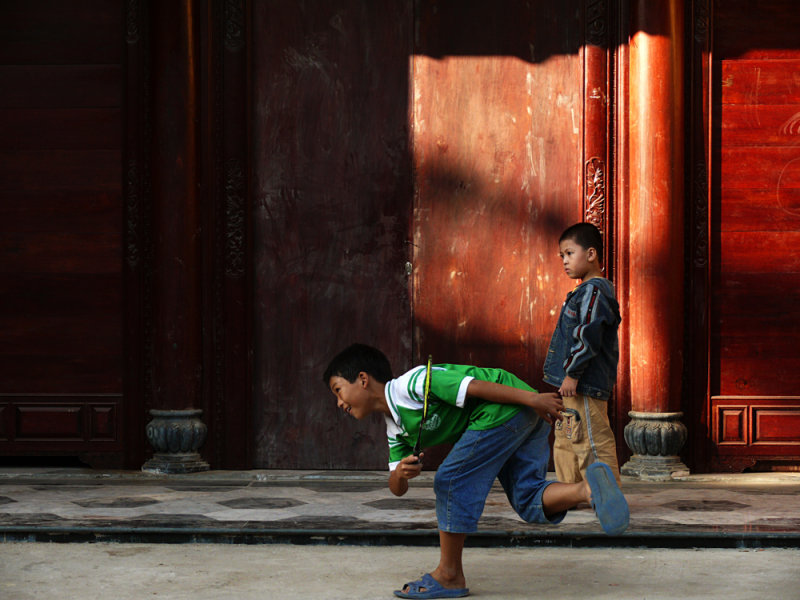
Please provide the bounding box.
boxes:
[1,468,799,547]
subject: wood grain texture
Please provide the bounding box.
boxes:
[627,0,685,415]
[251,1,413,469]
[708,0,800,467]
[412,0,583,382]
[0,0,124,462]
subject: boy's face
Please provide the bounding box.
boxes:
[329,373,369,420]
[558,237,596,280]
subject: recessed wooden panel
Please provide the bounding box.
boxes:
[716,406,746,445]
[90,405,116,441]
[753,408,800,445]
[712,397,800,462]
[0,397,121,447]
[16,405,83,440]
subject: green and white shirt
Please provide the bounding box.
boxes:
[384,363,535,471]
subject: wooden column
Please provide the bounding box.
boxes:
[142,0,208,473]
[621,0,688,479]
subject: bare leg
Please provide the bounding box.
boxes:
[399,531,467,594]
[431,531,467,588]
[542,480,591,518]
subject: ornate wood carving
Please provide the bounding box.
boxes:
[209,0,251,468]
[693,160,708,267]
[694,0,709,45]
[224,0,245,52]
[583,0,611,267]
[224,158,246,278]
[585,157,606,233]
[586,0,607,47]
[122,0,152,467]
[126,0,139,44]
[125,160,140,267]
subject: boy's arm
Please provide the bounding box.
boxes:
[388,454,424,496]
[564,285,615,381]
[466,379,564,423]
[559,375,579,398]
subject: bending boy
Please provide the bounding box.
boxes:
[324,343,628,599]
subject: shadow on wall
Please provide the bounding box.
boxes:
[250,0,609,469]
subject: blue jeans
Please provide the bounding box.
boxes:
[434,409,566,533]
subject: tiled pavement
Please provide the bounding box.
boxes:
[1,468,799,548]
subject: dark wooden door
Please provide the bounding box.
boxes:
[0,1,125,466]
[708,0,800,471]
[249,0,613,469]
[249,1,602,469]
[250,1,414,469]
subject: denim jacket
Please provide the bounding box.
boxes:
[543,277,620,401]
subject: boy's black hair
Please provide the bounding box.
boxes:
[559,222,603,257]
[322,343,393,385]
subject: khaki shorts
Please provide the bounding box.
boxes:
[553,394,621,485]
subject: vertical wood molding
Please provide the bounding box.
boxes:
[686,0,712,471]
[206,0,251,468]
[123,0,149,467]
[583,0,611,268]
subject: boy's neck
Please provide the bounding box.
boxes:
[367,378,392,417]
[579,267,604,282]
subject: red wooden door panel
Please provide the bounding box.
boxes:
[412,1,585,388]
[0,1,125,465]
[709,0,800,471]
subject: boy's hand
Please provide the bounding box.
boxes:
[559,376,578,398]
[530,392,565,424]
[395,453,424,481]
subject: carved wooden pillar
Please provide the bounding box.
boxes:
[621,0,688,479]
[142,0,208,473]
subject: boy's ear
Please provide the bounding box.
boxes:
[587,247,598,262]
[358,371,368,387]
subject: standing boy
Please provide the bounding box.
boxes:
[544,222,623,485]
[324,343,628,599]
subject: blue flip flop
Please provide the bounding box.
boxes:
[394,573,469,599]
[586,461,629,535]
